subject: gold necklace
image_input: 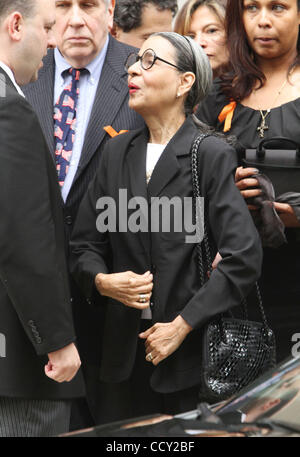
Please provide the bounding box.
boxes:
[256,70,294,138]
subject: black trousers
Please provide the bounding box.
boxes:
[84,321,200,426]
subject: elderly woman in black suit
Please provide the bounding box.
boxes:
[70,32,262,424]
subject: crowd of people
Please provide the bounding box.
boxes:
[0,0,299,438]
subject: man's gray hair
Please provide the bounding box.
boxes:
[0,0,36,19]
[151,32,212,115]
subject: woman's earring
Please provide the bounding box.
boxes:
[176,92,181,98]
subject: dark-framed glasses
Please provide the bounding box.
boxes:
[125,48,183,72]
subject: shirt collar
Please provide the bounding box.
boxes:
[54,35,109,83]
[0,61,25,97]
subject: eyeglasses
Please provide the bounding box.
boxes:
[124,48,183,72]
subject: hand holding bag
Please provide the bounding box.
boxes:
[191,134,276,403]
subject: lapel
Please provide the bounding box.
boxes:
[23,50,55,160]
[147,116,198,197]
[73,37,131,183]
[126,127,149,201]
[126,127,150,255]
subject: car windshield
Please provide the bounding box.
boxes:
[216,357,300,428]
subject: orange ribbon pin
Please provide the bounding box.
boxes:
[218,101,237,133]
[103,126,129,138]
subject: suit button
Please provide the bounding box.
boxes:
[151,265,156,274]
[65,215,73,225]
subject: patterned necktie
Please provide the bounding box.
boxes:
[54,68,83,187]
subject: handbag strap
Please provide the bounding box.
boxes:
[191,134,270,329]
[191,134,212,284]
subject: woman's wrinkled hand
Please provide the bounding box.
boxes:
[95,270,153,309]
[139,315,193,366]
[235,166,261,210]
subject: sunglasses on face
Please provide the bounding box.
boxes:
[124,48,183,72]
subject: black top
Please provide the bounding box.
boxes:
[197,78,300,149]
[197,79,300,363]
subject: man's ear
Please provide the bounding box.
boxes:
[6,12,24,42]
[110,22,121,39]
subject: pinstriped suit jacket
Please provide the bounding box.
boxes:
[23,36,145,241]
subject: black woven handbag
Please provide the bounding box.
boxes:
[191,134,276,403]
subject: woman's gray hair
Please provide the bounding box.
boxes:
[151,32,213,115]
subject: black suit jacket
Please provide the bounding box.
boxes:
[70,116,263,394]
[0,67,83,399]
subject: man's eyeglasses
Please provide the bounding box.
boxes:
[125,48,183,72]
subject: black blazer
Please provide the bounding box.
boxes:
[0,68,83,399]
[23,36,145,240]
[70,115,263,394]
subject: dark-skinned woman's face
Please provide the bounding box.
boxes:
[242,0,300,60]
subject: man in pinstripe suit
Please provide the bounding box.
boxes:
[24,0,145,428]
